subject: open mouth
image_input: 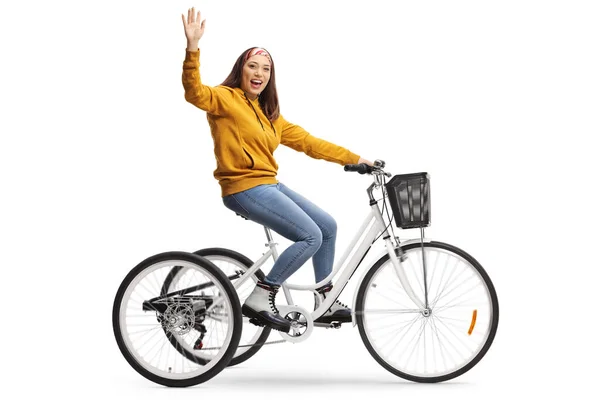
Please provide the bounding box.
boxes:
[250,79,262,89]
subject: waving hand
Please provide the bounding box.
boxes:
[182,7,206,50]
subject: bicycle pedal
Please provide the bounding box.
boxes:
[314,321,343,329]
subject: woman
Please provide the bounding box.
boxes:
[182,8,373,332]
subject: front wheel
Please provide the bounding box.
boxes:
[356,241,499,383]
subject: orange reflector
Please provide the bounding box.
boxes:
[468,310,477,335]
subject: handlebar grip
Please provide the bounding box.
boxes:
[344,164,371,174]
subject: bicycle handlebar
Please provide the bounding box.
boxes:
[344,159,390,176]
[345,160,389,203]
[344,163,373,174]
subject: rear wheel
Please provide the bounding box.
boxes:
[161,248,271,367]
[356,242,499,383]
[113,252,242,387]
[194,248,272,366]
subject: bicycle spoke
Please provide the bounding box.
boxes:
[114,256,241,385]
[196,253,268,362]
[357,243,497,382]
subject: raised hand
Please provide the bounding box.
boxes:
[182,7,206,50]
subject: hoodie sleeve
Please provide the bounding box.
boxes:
[279,115,360,166]
[182,49,233,116]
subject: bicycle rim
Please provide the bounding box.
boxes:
[165,254,268,363]
[114,255,239,386]
[202,255,270,358]
[357,242,499,382]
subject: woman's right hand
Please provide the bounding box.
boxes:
[182,7,206,50]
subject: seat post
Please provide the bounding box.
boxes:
[263,226,280,261]
[264,226,274,243]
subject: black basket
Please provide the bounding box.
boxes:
[385,172,431,229]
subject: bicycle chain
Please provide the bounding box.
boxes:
[199,339,287,351]
[197,321,344,350]
[198,322,344,350]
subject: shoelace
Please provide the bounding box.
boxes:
[257,281,282,314]
[334,299,349,308]
[268,290,279,314]
[317,287,349,311]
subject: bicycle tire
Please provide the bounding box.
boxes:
[112,251,242,387]
[356,241,499,383]
[161,248,271,367]
[194,248,272,366]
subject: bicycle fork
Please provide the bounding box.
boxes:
[374,202,428,311]
[383,238,427,310]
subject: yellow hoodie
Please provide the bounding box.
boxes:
[182,49,360,197]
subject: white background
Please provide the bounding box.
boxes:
[1,0,599,398]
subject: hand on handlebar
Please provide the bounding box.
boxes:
[344,157,374,174]
[344,159,390,176]
[344,163,373,174]
[358,157,374,166]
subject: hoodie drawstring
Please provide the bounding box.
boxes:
[244,93,276,136]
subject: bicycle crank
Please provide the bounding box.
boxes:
[278,305,313,343]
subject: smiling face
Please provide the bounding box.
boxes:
[241,55,271,100]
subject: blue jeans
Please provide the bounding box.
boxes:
[222,182,336,286]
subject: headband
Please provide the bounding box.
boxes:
[245,47,271,63]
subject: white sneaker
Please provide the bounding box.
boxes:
[242,281,291,332]
[314,284,352,323]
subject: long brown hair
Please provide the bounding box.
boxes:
[220,47,280,121]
